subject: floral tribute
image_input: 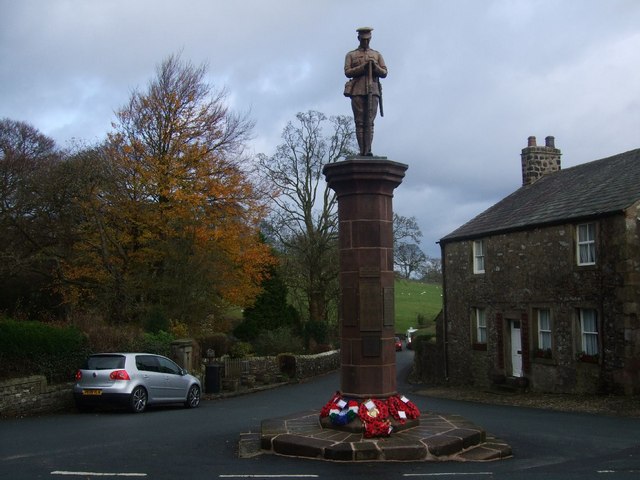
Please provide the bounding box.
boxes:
[319,391,421,438]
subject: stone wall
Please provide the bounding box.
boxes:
[0,376,74,417]
[440,212,640,395]
[293,350,341,379]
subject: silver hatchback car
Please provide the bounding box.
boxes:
[73,353,201,413]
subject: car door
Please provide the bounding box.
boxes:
[157,356,189,401]
[135,355,167,400]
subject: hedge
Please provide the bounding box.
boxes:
[0,318,90,383]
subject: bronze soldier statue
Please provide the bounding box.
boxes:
[344,27,387,156]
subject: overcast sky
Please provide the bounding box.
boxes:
[2,0,639,257]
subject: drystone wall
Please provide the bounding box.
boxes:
[0,376,73,417]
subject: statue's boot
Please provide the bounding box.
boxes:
[363,125,374,156]
[356,126,366,156]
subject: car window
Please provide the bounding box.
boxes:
[136,355,160,372]
[86,355,125,370]
[157,357,181,375]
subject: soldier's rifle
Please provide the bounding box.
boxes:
[366,60,384,119]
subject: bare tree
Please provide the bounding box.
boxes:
[0,119,64,314]
[419,256,442,284]
[258,110,356,325]
[393,213,422,245]
[395,243,427,279]
[393,214,426,278]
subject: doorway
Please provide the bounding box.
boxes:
[510,320,522,377]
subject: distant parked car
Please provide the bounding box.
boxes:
[73,353,201,413]
[395,337,403,351]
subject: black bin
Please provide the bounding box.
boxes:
[205,364,221,394]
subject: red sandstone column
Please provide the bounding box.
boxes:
[323,157,407,398]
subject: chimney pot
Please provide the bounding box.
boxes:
[527,136,537,147]
[545,136,555,148]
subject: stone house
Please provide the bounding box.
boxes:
[438,137,640,395]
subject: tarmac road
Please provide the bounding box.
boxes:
[1,349,640,479]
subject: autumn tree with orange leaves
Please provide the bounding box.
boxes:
[64,54,274,327]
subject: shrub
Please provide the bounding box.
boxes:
[253,326,304,356]
[233,265,301,341]
[229,341,253,358]
[72,313,141,353]
[0,318,90,383]
[412,333,435,355]
[131,330,174,357]
[170,320,189,339]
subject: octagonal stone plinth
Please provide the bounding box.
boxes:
[256,410,512,462]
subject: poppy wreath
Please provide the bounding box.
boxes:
[320,392,359,426]
[319,391,342,418]
[358,398,392,438]
[386,395,421,424]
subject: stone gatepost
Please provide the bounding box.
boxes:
[323,156,407,398]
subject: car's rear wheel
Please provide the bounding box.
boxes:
[130,386,148,413]
[184,384,200,408]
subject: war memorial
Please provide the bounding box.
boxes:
[255,27,512,462]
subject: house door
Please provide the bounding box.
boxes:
[510,320,522,377]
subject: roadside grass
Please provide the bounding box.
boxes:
[394,279,442,336]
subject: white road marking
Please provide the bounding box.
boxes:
[403,474,493,477]
[219,476,319,479]
[51,472,147,477]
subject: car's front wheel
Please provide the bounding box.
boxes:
[129,386,148,413]
[184,384,200,408]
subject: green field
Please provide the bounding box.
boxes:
[394,279,442,336]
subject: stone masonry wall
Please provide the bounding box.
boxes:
[294,350,341,379]
[0,376,74,418]
[441,212,640,395]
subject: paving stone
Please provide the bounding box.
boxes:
[423,434,463,457]
[447,427,485,448]
[458,445,506,461]
[389,417,420,433]
[378,439,428,461]
[261,419,286,435]
[353,441,381,461]
[272,433,334,458]
[481,439,513,458]
[314,429,352,441]
[260,434,275,451]
[324,442,355,461]
[238,433,262,458]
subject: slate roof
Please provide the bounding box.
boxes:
[440,148,640,243]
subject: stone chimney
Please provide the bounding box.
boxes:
[520,135,561,186]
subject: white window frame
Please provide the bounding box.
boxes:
[475,308,487,344]
[537,309,552,351]
[577,223,596,266]
[473,239,485,274]
[579,308,598,356]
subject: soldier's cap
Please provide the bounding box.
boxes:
[356,27,373,38]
